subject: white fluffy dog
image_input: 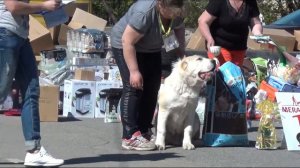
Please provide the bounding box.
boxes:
[155,55,215,150]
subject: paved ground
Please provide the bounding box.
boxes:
[0,114,299,167]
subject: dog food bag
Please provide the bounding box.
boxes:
[219,62,247,113]
[203,62,248,147]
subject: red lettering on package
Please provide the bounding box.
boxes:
[282,106,300,113]
[293,115,300,126]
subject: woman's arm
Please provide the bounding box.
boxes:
[198,10,216,49]
[4,0,61,15]
[122,25,144,90]
[250,16,263,36]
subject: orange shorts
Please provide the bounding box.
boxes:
[207,48,246,67]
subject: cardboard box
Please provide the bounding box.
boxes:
[69,8,107,31]
[29,15,54,55]
[49,25,61,45]
[247,38,271,51]
[94,81,121,118]
[30,14,47,27]
[57,8,108,45]
[74,69,95,81]
[294,30,300,50]
[39,85,59,122]
[58,24,72,45]
[63,79,96,118]
[186,28,206,51]
[248,28,295,52]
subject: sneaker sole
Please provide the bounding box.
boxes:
[24,161,64,167]
[122,145,156,151]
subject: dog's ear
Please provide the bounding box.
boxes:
[180,60,188,71]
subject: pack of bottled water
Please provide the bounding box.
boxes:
[67,28,108,54]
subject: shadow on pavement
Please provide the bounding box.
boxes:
[248,126,283,132]
[0,161,23,165]
[64,153,183,165]
[248,140,256,147]
[58,116,81,122]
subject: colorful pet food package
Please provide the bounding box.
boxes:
[203,61,249,147]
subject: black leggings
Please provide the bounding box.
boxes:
[112,48,162,139]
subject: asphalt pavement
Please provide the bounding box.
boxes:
[0,114,299,167]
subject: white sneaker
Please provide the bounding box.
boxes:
[24,146,64,167]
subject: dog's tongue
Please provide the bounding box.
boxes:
[199,72,213,80]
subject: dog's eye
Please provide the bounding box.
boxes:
[197,57,203,61]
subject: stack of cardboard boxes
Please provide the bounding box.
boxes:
[31,2,122,122]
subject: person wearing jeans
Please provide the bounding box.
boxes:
[0,0,64,166]
[110,0,186,151]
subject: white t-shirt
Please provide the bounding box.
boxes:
[0,0,30,39]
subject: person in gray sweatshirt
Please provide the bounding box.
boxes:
[111,0,186,151]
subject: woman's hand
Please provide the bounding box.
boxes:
[42,0,61,11]
[206,38,215,51]
[295,62,300,70]
[130,70,143,90]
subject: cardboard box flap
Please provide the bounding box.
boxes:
[294,30,300,50]
[68,21,85,29]
[39,85,59,122]
[29,15,54,54]
[248,28,295,52]
[58,24,72,45]
[29,15,50,41]
[71,8,107,31]
[264,28,294,37]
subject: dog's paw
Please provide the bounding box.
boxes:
[182,142,195,150]
[155,144,166,150]
[155,139,166,150]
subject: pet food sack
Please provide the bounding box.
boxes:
[203,62,248,147]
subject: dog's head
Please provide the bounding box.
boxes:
[174,55,216,86]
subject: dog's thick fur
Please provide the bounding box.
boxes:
[155,55,215,150]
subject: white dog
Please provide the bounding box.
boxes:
[155,55,215,150]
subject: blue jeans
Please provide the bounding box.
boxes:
[0,28,41,151]
[112,47,161,139]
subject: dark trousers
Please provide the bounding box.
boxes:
[112,48,161,139]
